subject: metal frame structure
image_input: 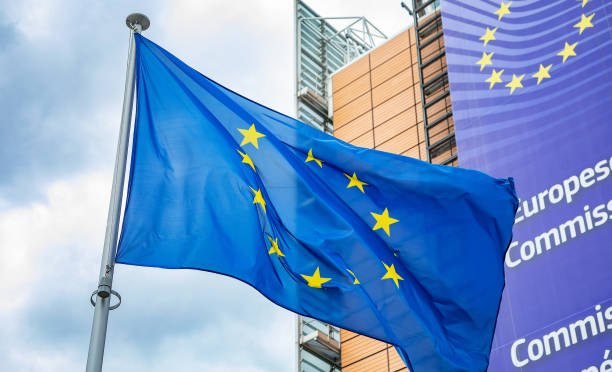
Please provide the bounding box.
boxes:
[408,0,457,165]
[295,0,386,134]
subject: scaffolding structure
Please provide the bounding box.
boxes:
[296,0,386,133]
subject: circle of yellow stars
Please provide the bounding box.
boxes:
[478,0,595,94]
[235,123,405,290]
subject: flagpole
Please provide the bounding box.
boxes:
[85,13,149,372]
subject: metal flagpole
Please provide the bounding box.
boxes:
[85,13,149,372]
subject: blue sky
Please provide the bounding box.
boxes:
[0,1,408,370]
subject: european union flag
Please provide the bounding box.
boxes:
[116,34,517,371]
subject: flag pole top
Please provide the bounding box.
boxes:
[126,13,150,32]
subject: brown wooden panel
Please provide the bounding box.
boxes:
[333,73,371,110]
[371,48,412,88]
[340,328,359,343]
[373,88,414,126]
[372,68,414,108]
[402,144,421,160]
[332,55,370,93]
[376,126,420,155]
[343,348,389,372]
[341,335,387,367]
[374,110,416,146]
[334,92,372,129]
[351,130,374,148]
[334,111,373,143]
[371,30,410,68]
[388,347,408,371]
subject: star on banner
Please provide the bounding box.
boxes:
[305,149,323,167]
[532,64,552,85]
[480,27,498,46]
[371,208,399,237]
[558,42,578,63]
[267,235,284,256]
[344,172,368,193]
[346,269,360,285]
[238,124,266,149]
[302,267,332,288]
[486,69,504,89]
[505,73,525,94]
[476,52,494,71]
[236,149,256,172]
[578,0,589,7]
[250,187,266,213]
[381,261,404,288]
[494,1,512,21]
[574,13,595,35]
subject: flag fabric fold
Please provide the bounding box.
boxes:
[116,34,518,371]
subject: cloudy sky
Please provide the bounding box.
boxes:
[0,1,410,370]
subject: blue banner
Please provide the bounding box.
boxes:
[441,0,612,371]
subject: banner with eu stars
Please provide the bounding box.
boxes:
[441,0,612,371]
[116,34,518,371]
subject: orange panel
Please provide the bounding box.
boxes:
[334,111,374,143]
[333,73,372,110]
[373,88,415,126]
[402,144,421,160]
[371,48,413,88]
[351,130,374,148]
[342,349,389,372]
[340,328,359,343]
[374,110,416,146]
[370,30,410,68]
[376,126,419,155]
[388,347,408,371]
[372,68,414,108]
[333,92,372,129]
[341,335,388,367]
[332,55,370,93]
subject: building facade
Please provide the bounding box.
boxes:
[330,2,455,370]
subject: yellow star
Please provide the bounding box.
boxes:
[371,208,399,237]
[346,269,360,285]
[574,13,595,35]
[301,267,332,288]
[250,187,266,213]
[305,149,323,168]
[267,235,284,256]
[558,42,578,63]
[578,0,589,8]
[237,124,266,149]
[486,69,504,89]
[532,64,552,85]
[236,149,256,172]
[505,74,525,94]
[381,261,404,288]
[476,52,494,72]
[494,1,512,21]
[480,27,498,46]
[344,172,368,193]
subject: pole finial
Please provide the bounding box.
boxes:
[126,13,150,32]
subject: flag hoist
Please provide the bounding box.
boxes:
[85,13,150,372]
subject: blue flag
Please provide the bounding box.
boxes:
[116,34,517,371]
